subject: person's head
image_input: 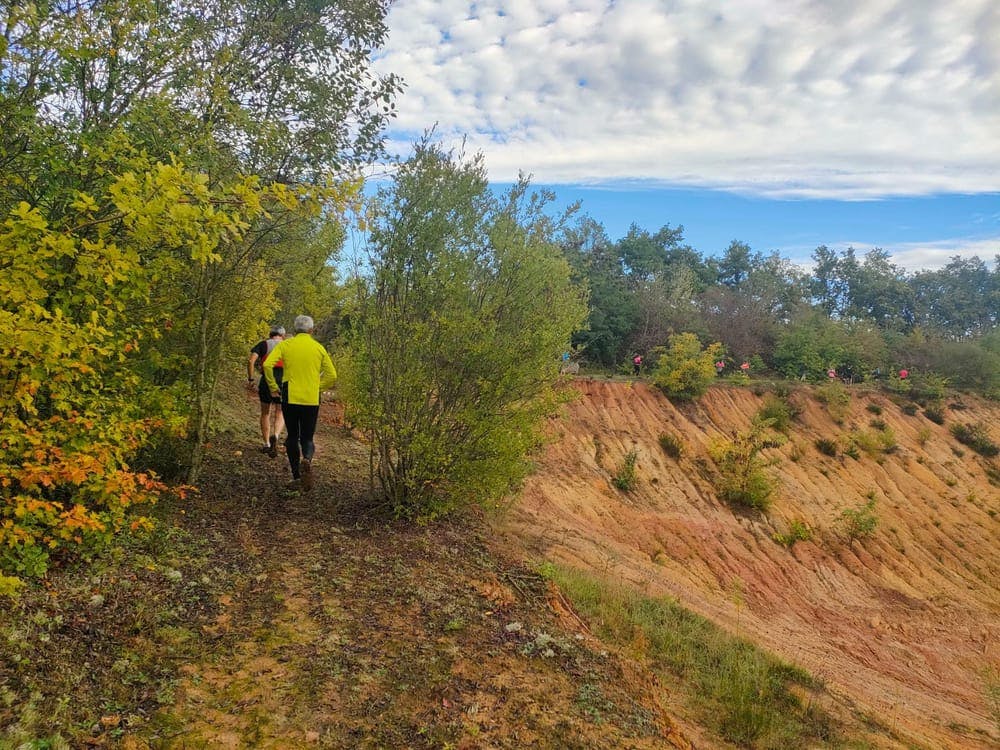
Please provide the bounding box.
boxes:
[269,325,285,338]
[293,315,314,334]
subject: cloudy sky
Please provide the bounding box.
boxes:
[373,0,999,268]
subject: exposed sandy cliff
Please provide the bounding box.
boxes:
[508,380,999,749]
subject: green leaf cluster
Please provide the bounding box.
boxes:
[708,420,787,511]
[341,142,588,518]
[651,333,723,401]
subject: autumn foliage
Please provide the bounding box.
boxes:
[0,163,337,593]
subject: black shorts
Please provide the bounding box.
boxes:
[257,368,283,404]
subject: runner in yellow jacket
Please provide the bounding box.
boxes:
[263,315,336,491]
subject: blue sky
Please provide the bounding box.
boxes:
[372,0,1000,270]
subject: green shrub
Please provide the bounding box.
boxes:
[849,428,897,458]
[901,403,918,416]
[709,422,786,511]
[866,403,883,415]
[773,520,814,547]
[788,441,804,462]
[923,405,945,425]
[839,497,878,542]
[814,438,838,457]
[908,372,949,404]
[950,423,1000,457]
[341,144,588,519]
[869,418,887,431]
[815,381,850,422]
[651,333,725,401]
[658,433,684,459]
[612,449,639,491]
[756,395,796,433]
[884,373,911,396]
[917,427,932,447]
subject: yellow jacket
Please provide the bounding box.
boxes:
[263,333,336,405]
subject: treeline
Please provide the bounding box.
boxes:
[560,220,1000,396]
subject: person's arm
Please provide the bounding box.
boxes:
[247,349,260,388]
[263,340,284,395]
[319,347,338,393]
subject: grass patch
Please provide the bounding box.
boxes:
[657,433,684,459]
[815,381,850,423]
[865,404,883,415]
[612,449,639,491]
[773,520,814,548]
[923,405,945,425]
[848,428,897,458]
[950,423,999,458]
[0,510,219,747]
[814,438,838,457]
[547,565,838,749]
[756,396,797,433]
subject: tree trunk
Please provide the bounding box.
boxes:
[187,270,213,483]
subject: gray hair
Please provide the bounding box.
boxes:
[293,314,314,333]
[269,325,285,337]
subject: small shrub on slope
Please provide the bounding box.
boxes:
[950,423,999,458]
[709,420,786,511]
[612,449,639,491]
[756,395,796,433]
[651,333,724,401]
[658,433,684,459]
[815,381,851,423]
[814,438,839,457]
[773,520,813,547]
[839,497,879,543]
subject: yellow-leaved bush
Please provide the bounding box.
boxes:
[0,160,337,592]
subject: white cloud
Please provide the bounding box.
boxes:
[375,0,1000,198]
[883,238,1000,271]
[774,238,999,272]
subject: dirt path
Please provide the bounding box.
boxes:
[507,380,1000,750]
[150,411,694,749]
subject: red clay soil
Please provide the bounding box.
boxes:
[507,380,1000,750]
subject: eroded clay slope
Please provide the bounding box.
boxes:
[508,380,999,749]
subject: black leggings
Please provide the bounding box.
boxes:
[282,402,319,479]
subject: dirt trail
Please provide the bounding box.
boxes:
[154,411,696,749]
[507,380,1000,750]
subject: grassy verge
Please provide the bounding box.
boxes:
[545,564,843,749]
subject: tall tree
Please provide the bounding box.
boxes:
[810,244,847,317]
[1,0,402,481]
[560,216,637,365]
[716,240,755,288]
[846,249,913,330]
[911,255,998,337]
[342,142,587,517]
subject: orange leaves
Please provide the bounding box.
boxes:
[59,504,106,534]
[0,154,203,586]
[2,416,167,579]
